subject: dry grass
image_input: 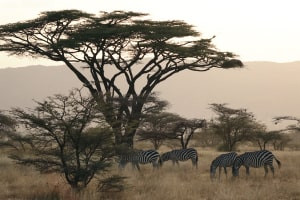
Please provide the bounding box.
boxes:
[1,150,299,200]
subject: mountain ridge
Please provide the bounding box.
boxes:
[1,61,300,130]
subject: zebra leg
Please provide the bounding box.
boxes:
[269,164,275,177]
[245,166,250,176]
[218,166,222,180]
[224,167,228,179]
[135,163,141,171]
[172,160,176,166]
[264,164,269,177]
[175,160,180,167]
[152,161,158,170]
[192,159,198,168]
[131,162,136,170]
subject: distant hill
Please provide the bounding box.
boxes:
[1,61,300,130]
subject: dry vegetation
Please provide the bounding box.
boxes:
[1,148,300,200]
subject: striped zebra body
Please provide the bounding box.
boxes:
[159,148,198,168]
[210,152,237,180]
[232,150,281,177]
[119,150,160,171]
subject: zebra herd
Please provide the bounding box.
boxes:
[118,149,281,179]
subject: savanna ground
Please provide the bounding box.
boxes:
[0,148,299,200]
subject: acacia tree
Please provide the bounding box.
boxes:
[252,130,281,150]
[10,89,115,190]
[274,116,300,131]
[0,10,243,148]
[137,112,183,150]
[209,103,260,151]
[173,119,206,149]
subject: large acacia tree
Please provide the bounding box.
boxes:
[0,10,243,148]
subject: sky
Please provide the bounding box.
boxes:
[0,0,300,68]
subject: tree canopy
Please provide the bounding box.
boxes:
[0,10,243,148]
[209,103,260,151]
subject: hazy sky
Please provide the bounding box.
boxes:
[0,0,299,68]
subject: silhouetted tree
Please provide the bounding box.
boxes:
[272,133,291,151]
[173,118,206,149]
[0,111,32,150]
[274,116,300,131]
[252,130,281,150]
[10,89,115,190]
[137,112,183,150]
[209,103,260,151]
[0,10,243,149]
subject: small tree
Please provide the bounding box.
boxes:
[193,123,222,148]
[272,133,291,151]
[10,89,115,190]
[0,111,32,150]
[172,118,206,149]
[137,112,183,150]
[252,130,281,150]
[209,103,260,151]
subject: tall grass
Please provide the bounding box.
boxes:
[0,150,299,200]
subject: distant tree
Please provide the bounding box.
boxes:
[173,118,206,149]
[137,112,183,150]
[252,129,281,150]
[209,103,260,151]
[10,89,115,190]
[193,123,222,148]
[272,133,291,151]
[0,111,32,150]
[0,10,243,149]
[274,116,300,131]
[0,112,16,148]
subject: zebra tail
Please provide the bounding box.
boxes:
[274,157,281,169]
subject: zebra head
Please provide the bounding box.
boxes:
[232,156,243,177]
[159,152,171,166]
[210,163,217,179]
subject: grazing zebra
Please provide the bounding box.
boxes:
[210,152,237,180]
[232,150,281,177]
[159,148,198,168]
[118,150,160,171]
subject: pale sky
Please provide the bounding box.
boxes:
[0,0,299,68]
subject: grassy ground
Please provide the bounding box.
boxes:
[0,150,299,200]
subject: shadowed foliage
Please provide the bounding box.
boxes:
[0,10,243,149]
[209,103,261,151]
[9,89,116,190]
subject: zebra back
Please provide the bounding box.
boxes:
[232,150,281,177]
[210,152,237,178]
[160,148,198,167]
[119,149,160,169]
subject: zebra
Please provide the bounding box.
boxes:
[159,148,198,168]
[232,150,281,177]
[210,152,237,180]
[118,149,160,171]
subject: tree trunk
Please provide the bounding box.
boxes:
[257,140,263,150]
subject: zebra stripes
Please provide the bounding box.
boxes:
[232,150,281,177]
[210,152,237,180]
[159,148,198,168]
[119,149,160,171]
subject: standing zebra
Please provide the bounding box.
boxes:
[159,148,198,168]
[119,150,160,171]
[232,150,281,177]
[210,152,237,180]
